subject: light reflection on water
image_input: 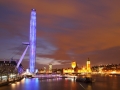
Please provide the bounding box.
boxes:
[0,75,120,90]
[88,84,92,90]
[24,78,40,90]
[11,83,16,89]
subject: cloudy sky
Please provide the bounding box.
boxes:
[0,0,120,69]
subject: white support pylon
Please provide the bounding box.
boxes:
[16,45,29,69]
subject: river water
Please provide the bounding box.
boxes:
[0,75,120,90]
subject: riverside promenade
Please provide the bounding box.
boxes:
[0,77,23,87]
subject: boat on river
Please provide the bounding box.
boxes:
[76,76,94,83]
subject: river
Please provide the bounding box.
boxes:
[0,74,120,90]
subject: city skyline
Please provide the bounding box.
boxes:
[0,0,120,69]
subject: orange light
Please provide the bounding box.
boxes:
[71,62,76,69]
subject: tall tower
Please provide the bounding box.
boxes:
[86,58,91,72]
[71,61,76,69]
[29,9,36,73]
[49,64,52,73]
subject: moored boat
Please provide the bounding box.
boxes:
[76,76,94,83]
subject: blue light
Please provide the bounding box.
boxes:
[25,78,40,89]
[30,9,36,73]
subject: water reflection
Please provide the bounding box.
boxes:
[11,83,16,89]
[86,84,92,90]
[16,81,20,86]
[0,75,120,90]
[24,78,40,90]
[21,78,25,84]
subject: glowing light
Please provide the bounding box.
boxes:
[11,83,16,89]
[86,58,91,72]
[63,68,75,74]
[30,9,36,73]
[71,61,76,69]
[2,76,7,78]
[26,69,29,73]
[10,74,16,78]
[111,71,116,74]
[16,82,20,86]
[49,64,52,73]
[35,69,38,73]
[21,78,25,84]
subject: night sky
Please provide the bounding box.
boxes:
[0,0,120,69]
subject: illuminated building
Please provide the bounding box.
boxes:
[71,61,77,69]
[63,68,74,74]
[63,59,92,74]
[86,58,91,73]
[44,67,46,73]
[29,9,36,73]
[0,60,23,81]
[62,61,76,74]
[49,64,52,73]
[0,60,23,74]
